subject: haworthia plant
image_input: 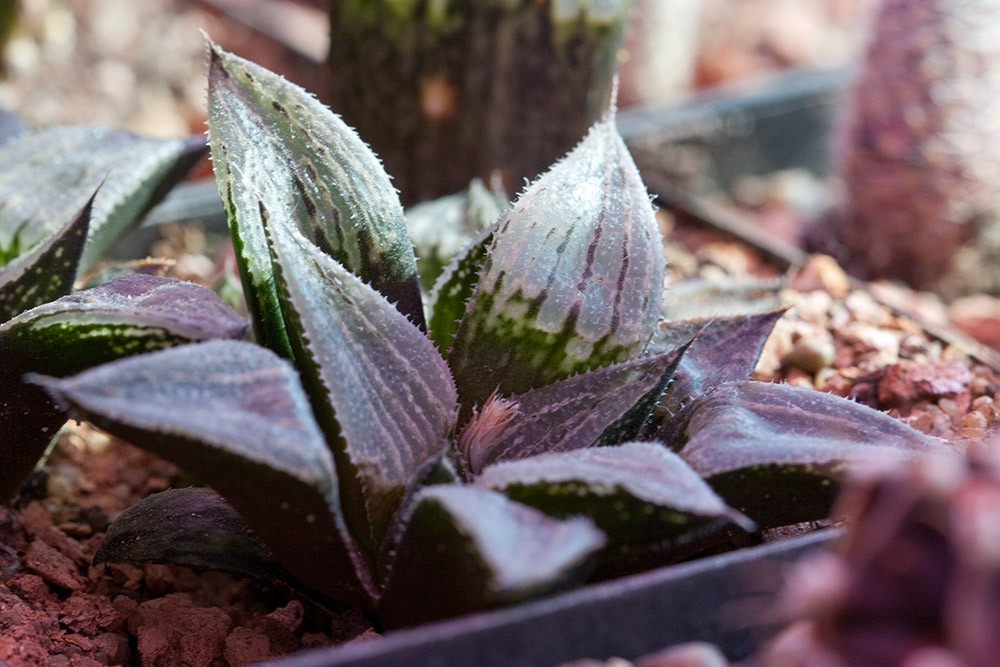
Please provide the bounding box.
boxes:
[16,42,956,627]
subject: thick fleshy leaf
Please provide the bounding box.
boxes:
[266,217,458,555]
[680,381,957,529]
[457,343,689,475]
[94,487,292,585]
[407,177,508,292]
[377,485,605,628]
[0,195,92,322]
[0,274,247,377]
[649,309,785,447]
[32,340,375,605]
[426,220,498,353]
[0,127,206,271]
[207,41,423,359]
[0,275,247,502]
[447,116,665,414]
[476,442,754,571]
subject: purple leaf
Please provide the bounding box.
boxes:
[0,127,206,271]
[680,381,957,528]
[0,274,247,501]
[0,195,92,322]
[377,485,605,628]
[447,116,665,414]
[650,309,785,446]
[94,487,292,585]
[206,40,424,357]
[266,217,458,555]
[476,442,753,572]
[457,343,689,474]
[32,340,376,606]
[1,274,247,377]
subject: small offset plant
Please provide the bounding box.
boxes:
[2,42,954,627]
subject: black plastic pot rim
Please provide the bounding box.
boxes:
[260,528,838,667]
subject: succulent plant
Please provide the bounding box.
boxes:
[763,442,1000,667]
[12,42,955,628]
[818,0,1000,296]
[0,123,238,501]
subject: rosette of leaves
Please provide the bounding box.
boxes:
[0,122,246,500]
[28,43,954,628]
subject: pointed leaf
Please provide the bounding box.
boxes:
[427,220,498,353]
[0,127,206,271]
[649,309,785,447]
[447,117,665,414]
[476,442,754,571]
[32,340,375,605]
[1,274,247,378]
[458,343,688,475]
[94,487,292,585]
[0,275,248,501]
[0,195,92,322]
[207,41,423,358]
[266,218,458,555]
[378,485,605,628]
[680,381,957,529]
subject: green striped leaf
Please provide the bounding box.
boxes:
[426,220,498,353]
[0,127,205,271]
[681,381,957,529]
[378,485,605,628]
[0,195,92,322]
[33,340,375,605]
[265,216,458,556]
[207,41,423,359]
[0,274,247,377]
[476,442,753,571]
[447,117,665,413]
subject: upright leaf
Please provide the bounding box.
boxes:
[457,343,688,474]
[266,218,458,555]
[207,40,423,359]
[426,220,498,352]
[378,485,605,628]
[32,340,375,605]
[0,127,206,271]
[447,116,665,413]
[0,195,92,322]
[476,442,754,570]
[680,381,957,528]
[0,275,247,501]
[94,488,292,586]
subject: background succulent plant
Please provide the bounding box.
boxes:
[9,41,956,629]
[817,0,1000,296]
[762,441,1000,667]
